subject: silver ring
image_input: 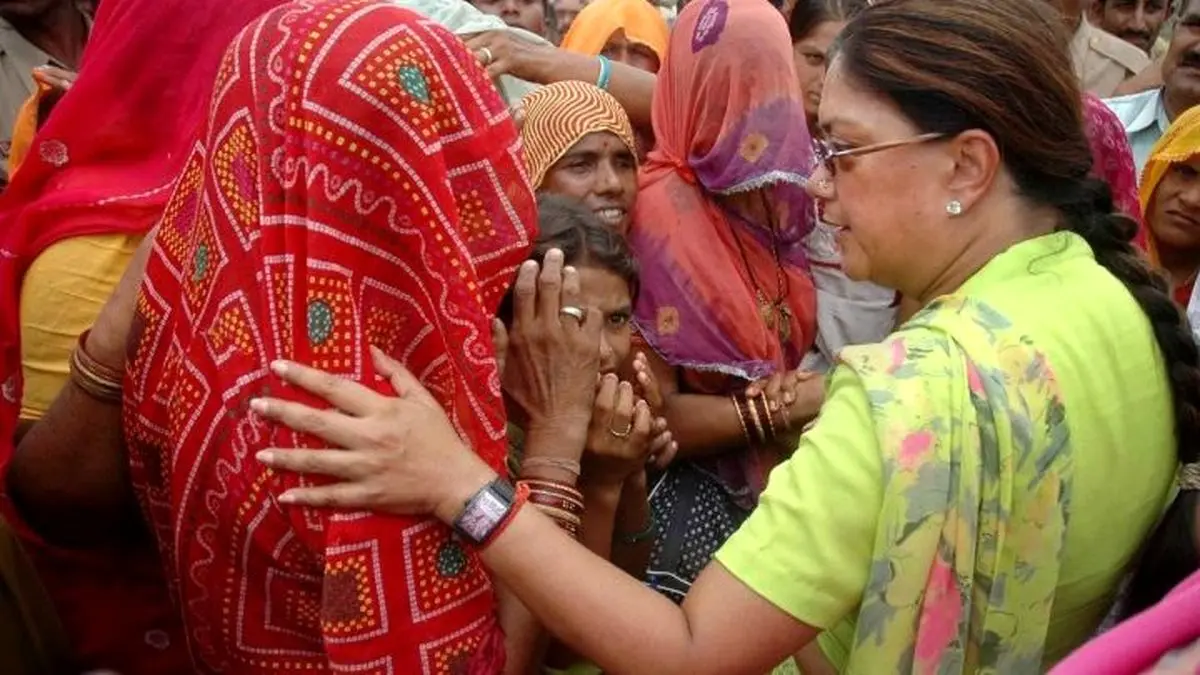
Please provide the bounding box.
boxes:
[559,305,585,324]
[478,47,494,66]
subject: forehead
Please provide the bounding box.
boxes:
[817,59,913,135]
[578,266,632,303]
[564,130,632,154]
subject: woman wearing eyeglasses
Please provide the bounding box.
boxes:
[249,0,1194,672]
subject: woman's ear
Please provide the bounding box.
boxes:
[944,128,1001,215]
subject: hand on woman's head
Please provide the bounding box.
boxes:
[252,347,497,523]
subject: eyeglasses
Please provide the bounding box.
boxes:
[813,132,946,178]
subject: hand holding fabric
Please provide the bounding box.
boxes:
[745,369,825,433]
[252,347,496,523]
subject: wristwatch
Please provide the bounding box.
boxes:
[453,478,518,546]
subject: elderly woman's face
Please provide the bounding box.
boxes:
[540,131,638,233]
[806,60,955,290]
[1150,158,1200,254]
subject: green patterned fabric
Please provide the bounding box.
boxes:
[835,292,1073,673]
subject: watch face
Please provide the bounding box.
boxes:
[458,486,511,542]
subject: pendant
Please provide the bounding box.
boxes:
[777,303,792,342]
[756,291,776,330]
[756,291,793,343]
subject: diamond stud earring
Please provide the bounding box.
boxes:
[946,200,963,216]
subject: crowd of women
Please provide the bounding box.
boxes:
[0,0,1198,672]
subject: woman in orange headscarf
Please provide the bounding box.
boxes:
[560,0,669,74]
[1139,105,1200,308]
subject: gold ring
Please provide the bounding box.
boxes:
[608,423,634,439]
[478,47,494,66]
[559,306,585,324]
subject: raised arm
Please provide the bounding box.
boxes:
[464,31,655,129]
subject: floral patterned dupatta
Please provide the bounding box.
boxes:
[838,292,1073,673]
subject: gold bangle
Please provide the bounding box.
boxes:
[532,503,583,526]
[744,392,766,445]
[69,332,123,404]
[755,394,777,443]
[731,394,753,446]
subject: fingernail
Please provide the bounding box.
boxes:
[769,400,779,412]
[520,260,538,273]
[563,265,577,275]
[250,398,268,414]
[270,360,289,376]
[278,491,297,504]
[256,449,275,464]
[546,248,563,261]
[784,393,795,405]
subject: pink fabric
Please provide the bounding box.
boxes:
[1050,570,1200,674]
[1083,92,1148,251]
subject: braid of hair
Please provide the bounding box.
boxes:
[1055,176,1200,617]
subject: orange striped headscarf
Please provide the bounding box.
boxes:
[520,80,637,188]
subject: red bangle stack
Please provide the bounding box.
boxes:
[520,479,584,540]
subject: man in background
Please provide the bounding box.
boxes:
[1054,0,1153,95]
[1090,0,1174,59]
[1107,0,1200,170]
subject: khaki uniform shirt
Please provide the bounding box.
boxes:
[1071,18,1151,98]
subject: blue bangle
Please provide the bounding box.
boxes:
[596,55,612,90]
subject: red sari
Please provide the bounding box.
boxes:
[122,1,536,672]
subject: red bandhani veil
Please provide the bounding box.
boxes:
[122,1,535,671]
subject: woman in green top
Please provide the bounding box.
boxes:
[249,0,1200,671]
